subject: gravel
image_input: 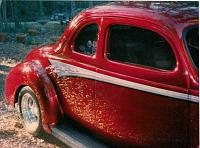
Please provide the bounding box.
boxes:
[0,100,67,148]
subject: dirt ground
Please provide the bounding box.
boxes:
[0,28,69,147]
[0,100,67,148]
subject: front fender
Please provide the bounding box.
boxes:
[5,60,62,133]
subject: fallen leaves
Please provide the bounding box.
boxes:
[0,100,65,148]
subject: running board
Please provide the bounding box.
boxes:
[51,125,108,148]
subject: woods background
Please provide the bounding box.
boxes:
[0,1,108,32]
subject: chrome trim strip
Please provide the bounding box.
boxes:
[49,59,199,103]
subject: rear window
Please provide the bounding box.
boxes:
[74,24,98,55]
[185,26,199,69]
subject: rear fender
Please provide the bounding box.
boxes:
[5,60,62,133]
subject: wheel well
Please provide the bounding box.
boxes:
[14,85,27,106]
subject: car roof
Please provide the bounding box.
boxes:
[80,2,198,29]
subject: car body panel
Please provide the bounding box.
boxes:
[48,58,97,128]
[4,2,199,147]
[5,60,62,132]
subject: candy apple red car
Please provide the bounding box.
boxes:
[5,2,199,147]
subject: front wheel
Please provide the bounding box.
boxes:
[18,86,42,136]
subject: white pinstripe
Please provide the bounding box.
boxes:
[49,59,199,103]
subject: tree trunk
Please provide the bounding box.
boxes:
[71,1,76,18]
[2,0,7,31]
[0,0,3,32]
[39,1,44,17]
[13,1,20,29]
[89,1,93,7]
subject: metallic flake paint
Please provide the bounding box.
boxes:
[4,2,199,147]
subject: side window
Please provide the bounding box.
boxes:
[107,25,176,70]
[185,27,199,69]
[74,24,98,55]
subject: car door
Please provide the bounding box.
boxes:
[94,18,192,147]
[49,19,100,127]
[188,86,199,148]
[183,26,199,147]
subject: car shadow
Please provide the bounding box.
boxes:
[37,132,69,148]
[0,130,17,139]
[0,65,12,100]
[0,74,6,101]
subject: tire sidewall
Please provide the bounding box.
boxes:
[18,86,42,136]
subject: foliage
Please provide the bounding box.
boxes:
[1,1,106,22]
[0,1,109,32]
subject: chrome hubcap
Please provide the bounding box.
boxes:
[21,93,39,132]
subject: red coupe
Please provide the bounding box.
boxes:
[5,2,199,147]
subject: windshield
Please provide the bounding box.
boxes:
[185,26,199,69]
